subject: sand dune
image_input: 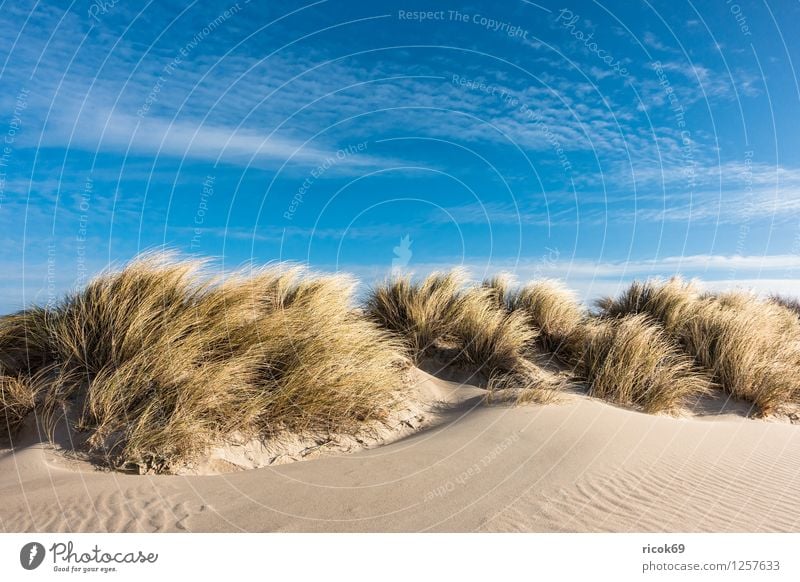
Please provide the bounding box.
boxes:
[2,369,799,533]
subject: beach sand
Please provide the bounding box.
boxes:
[2,368,799,532]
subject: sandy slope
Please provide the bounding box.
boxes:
[2,369,799,533]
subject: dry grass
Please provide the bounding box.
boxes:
[680,293,800,415]
[770,294,800,317]
[0,307,54,375]
[597,277,698,333]
[451,287,550,397]
[481,273,514,309]
[0,254,407,471]
[451,287,536,374]
[598,279,800,415]
[365,270,468,361]
[367,272,557,399]
[579,315,710,413]
[5,256,798,468]
[507,279,587,361]
[0,373,36,440]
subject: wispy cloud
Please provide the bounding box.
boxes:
[44,109,387,170]
[340,253,800,302]
[642,32,672,53]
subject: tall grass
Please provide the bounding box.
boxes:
[598,279,800,415]
[770,294,800,318]
[481,273,514,309]
[0,307,53,376]
[451,287,538,377]
[365,270,468,360]
[4,257,798,469]
[681,294,800,414]
[0,254,407,471]
[367,272,556,397]
[597,277,697,333]
[506,279,586,362]
[0,373,36,439]
[578,315,709,413]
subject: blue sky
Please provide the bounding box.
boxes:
[1,0,800,312]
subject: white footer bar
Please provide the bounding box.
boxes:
[1,533,797,581]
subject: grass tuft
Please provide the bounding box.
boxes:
[365,270,468,361]
[0,373,36,440]
[579,315,710,413]
[481,273,514,310]
[367,272,556,400]
[451,287,538,378]
[508,279,586,360]
[596,277,698,333]
[599,279,800,415]
[0,254,407,471]
[769,294,800,318]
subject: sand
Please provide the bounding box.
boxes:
[2,368,799,532]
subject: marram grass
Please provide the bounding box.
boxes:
[0,254,407,471]
[598,278,800,415]
[578,315,710,414]
[2,256,800,472]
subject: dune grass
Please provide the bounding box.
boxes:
[365,270,469,361]
[0,373,36,440]
[0,254,407,471]
[770,294,800,317]
[598,279,800,415]
[680,293,800,415]
[481,273,514,309]
[450,287,541,381]
[3,256,799,470]
[578,315,709,413]
[597,277,697,333]
[0,307,54,376]
[500,279,587,363]
[367,272,560,397]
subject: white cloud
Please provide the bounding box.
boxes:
[44,109,381,170]
[339,253,800,303]
[642,32,671,52]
